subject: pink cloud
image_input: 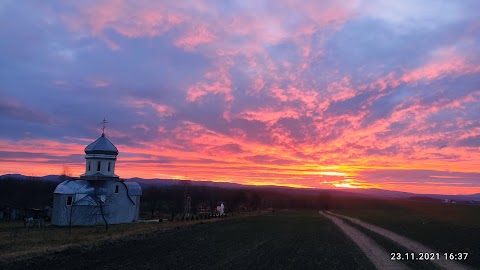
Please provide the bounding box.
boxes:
[326,76,357,101]
[238,107,301,125]
[186,62,234,102]
[186,86,207,102]
[251,76,265,93]
[400,47,480,84]
[175,24,217,51]
[132,124,149,132]
[69,0,355,57]
[64,0,186,49]
[280,0,358,28]
[127,98,175,117]
[269,87,289,102]
[93,80,110,87]
[0,139,83,157]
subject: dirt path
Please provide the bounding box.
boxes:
[319,211,409,270]
[327,211,472,270]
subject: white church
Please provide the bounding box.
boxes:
[51,124,142,226]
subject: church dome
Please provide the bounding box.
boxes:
[84,134,119,155]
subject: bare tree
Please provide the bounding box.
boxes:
[60,164,72,180]
[91,181,114,231]
[64,194,79,237]
[62,182,115,233]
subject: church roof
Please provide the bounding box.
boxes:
[85,134,119,155]
[124,181,142,196]
[54,180,94,194]
[54,180,141,205]
[54,180,107,206]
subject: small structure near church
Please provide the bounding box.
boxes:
[215,203,225,216]
[51,119,142,226]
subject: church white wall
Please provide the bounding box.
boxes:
[52,181,140,226]
[134,197,141,221]
[84,158,117,177]
[104,183,137,224]
[51,194,66,225]
[52,193,103,226]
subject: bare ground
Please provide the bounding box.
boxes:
[320,211,409,270]
[327,211,473,270]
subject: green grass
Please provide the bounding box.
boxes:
[334,198,480,268]
[1,211,375,270]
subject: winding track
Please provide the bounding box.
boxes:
[326,211,473,270]
[319,211,409,270]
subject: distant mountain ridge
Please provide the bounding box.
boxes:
[338,188,480,202]
[2,174,480,201]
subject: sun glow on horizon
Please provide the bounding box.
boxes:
[332,183,359,189]
[245,181,314,189]
[1,159,479,195]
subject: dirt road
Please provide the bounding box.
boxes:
[319,211,409,270]
[327,211,473,270]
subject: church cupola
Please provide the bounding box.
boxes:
[81,119,119,180]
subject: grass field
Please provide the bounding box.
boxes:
[3,198,478,269]
[334,198,480,268]
[0,211,374,270]
[0,214,251,260]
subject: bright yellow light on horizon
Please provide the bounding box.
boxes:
[302,171,347,176]
[328,177,377,189]
[319,171,347,176]
[246,181,314,189]
[333,183,359,189]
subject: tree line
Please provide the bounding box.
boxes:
[0,177,348,220]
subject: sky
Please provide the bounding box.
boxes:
[0,0,479,194]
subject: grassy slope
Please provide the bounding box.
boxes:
[334,198,480,268]
[0,217,223,259]
[1,211,374,270]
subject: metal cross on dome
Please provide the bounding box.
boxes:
[101,118,108,135]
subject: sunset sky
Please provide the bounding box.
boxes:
[1,0,479,194]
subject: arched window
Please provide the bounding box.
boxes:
[66,196,73,206]
[97,161,101,171]
[108,162,111,172]
[88,161,91,171]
